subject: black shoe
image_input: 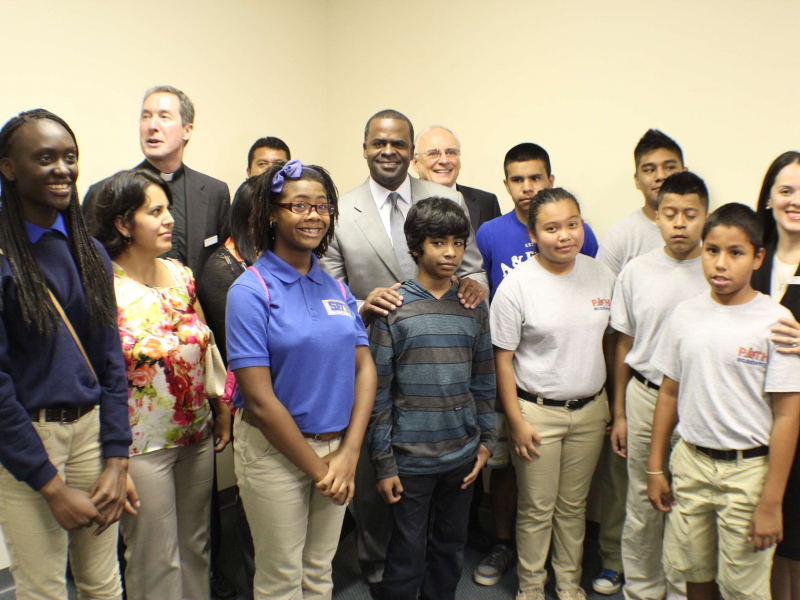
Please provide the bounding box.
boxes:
[211,571,238,600]
[369,582,381,600]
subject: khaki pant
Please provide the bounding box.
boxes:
[234,411,346,600]
[513,391,610,594]
[0,409,123,600]
[621,377,686,600]
[664,440,773,600]
[120,434,214,600]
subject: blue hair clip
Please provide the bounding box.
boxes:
[271,159,307,195]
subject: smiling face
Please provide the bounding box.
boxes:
[0,119,78,228]
[363,118,412,191]
[702,225,764,305]
[504,160,554,223]
[271,179,331,257]
[635,148,684,209]
[248,147,289,178]
[116,184,174,258]
[529,199,584,271]
[412,128,461,188]
[139,92,193,169]
[769,161,800,239]
[656,193,706,260]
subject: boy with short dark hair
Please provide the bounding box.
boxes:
[593,128,687,596]
[648,203,800,600]
[597,129,686,277]
[367,196,496,600]
[610,171,709,600]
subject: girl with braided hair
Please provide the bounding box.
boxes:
[0,109,131,599]
[226,160,376,599]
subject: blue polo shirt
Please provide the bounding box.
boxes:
[476,211,599,297]
[226,251,368,433]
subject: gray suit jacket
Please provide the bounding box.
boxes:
[320,176,488,301]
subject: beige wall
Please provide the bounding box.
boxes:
[0,0,331,204]
[3,1,799,233]
[2,0,800,572]
[325,0,800,235]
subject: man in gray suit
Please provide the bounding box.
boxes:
[319,109,488,591]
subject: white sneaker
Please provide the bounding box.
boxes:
[474,543,516,586]
[592,569,624,595]
[556,587,588,600]
[517,589,545,600]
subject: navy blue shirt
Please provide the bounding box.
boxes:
[226,251,368,433]
[0,214,131,490]
[476,211,599,297]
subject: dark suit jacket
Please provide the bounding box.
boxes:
[752,242,800,321]
[82,160,231,281]
[456,183,502,232]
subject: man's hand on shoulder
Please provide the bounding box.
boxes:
[360,283,404,324]
[453,276,486,309]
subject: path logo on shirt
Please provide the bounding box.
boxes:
[322,299,352,317]
[737,347,768,367]
[592,298,611,311]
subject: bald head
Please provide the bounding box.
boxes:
[412,126,462,188]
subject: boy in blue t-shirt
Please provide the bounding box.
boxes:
[648,204,800,600]
[367,197,496,600]
[472,142,598,586]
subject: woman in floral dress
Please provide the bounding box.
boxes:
[91,168,231,600]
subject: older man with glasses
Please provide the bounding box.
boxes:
[412,125,501,232]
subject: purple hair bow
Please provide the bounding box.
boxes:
[271,159,315,194]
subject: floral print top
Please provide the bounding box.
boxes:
[114,258,212,456]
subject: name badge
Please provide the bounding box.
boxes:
[204,235,219,248]
[322,299,351,317]
[787,276,800,285]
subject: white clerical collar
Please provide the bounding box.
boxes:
[370,175,412,210]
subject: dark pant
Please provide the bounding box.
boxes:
[235,487,256,596]
[380,462,474,600]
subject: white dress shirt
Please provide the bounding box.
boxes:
[369,175,412,245]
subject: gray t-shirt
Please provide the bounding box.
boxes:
[611,248,707,384]
[651,292,800,449]
[596,209,663,276]
[491,254,616,400]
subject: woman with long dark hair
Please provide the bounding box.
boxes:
[0,109,131,598]
[753,151,800,600]
[198,176,259,363]
[92,168,231,600]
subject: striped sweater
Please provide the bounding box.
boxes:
[367,279,497,479]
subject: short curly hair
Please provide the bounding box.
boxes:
[404,197,471,263]
[91,169,173,258]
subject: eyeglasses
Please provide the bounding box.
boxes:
[277,202,336,216]
[416,148,461,160]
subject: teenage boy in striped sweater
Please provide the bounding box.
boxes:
[367,197,497,600]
